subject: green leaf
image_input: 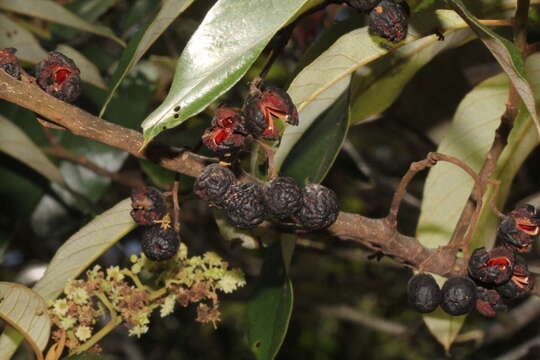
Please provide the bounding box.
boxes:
[213,209,260,250]
[281,91,350,184]
[99,0,195,117]
[0,0,124,46]
[56,45,107,90]
[141,0,311,145]
[416,52,540,350]
[275,10,472,172]
[247,241,294,360]
[448,0,540,136]
[33,198,136,301]
[66,0,117,23]
[0,13,47,63]
[349,21,472,123]
[0,115,64,185]
[0,282,51,359]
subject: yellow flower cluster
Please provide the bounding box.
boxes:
[48,244,246,353]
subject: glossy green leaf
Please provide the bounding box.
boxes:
[448,0,540,136]
[0,13,47,63]
[416,53,540,350]
[275,10,472,172]
[247,242,294,360]
[141,0,311,145]
[56,45,107,90]
[0,0,124,46]
[32,198,136,301]
[99,0,195,117]
[0,115,64,185]
[281,91,349,184]
[0,283,50,360]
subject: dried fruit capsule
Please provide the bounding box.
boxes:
[296,184,339,231]
[264,177,303,220]
[368,0,409,42]
[0,48,21,80]
[476,286,508,317]
[141,225,180,262]
[194,164,236,207]
[243,85,299,140]
[130,186,168,225]
[344,0,382,11]
[202,107,248,159]
[468,246,514,285]
[499,204,539,253]
[407,273,442,313]
[440,277,477,316]
[35,51,81,102]
[223,182,267,229]
[496,255,534,300]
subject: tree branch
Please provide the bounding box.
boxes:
[0,70,211,178]
[0,69,468,277]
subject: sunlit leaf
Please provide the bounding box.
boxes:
[416,52,540,350]
[0,14,47,63]
[0,115,64,185]
[0,0,124,46]
[99,0,195,117]
[141,0,311,145]
[0,282,51,360]
[275,10,472,172]
[448,0,540,136]
[32,198,136,301]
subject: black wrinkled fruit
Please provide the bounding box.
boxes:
[440,277,477,316]
[35,51,81,102]
[368,0,409,42]
[194,164,236,206]
[131,186,168,225]
[0,48,21,80]
[344,0,382,11]
[264,177,303,219]
[296,184,339,230]
[141,225,180,262]
[224,182,267,229]
[407,273,442,313]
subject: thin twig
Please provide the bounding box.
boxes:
[387,152,482,227]
[255,138,278,179]
[318,305,410,336]
[448,1,531,249]
[42,147,143,188]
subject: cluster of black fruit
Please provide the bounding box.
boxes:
[344,0,409,42]
[202,85,298,160]
[0,48,81,103]
[408,204,539,317]
[194,164,339,231]
[130,187,180,262]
